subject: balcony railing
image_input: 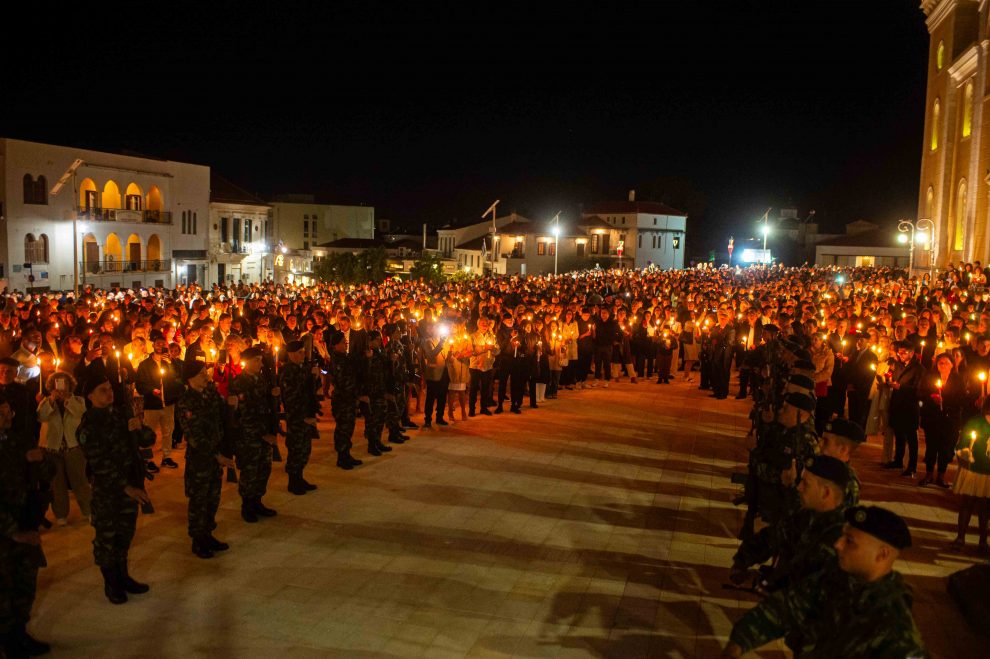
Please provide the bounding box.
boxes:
[80,259,171,275]
[76,207,173,224]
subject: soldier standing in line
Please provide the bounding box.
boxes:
[360,330,393,457]
[0,393,54,657]
[723,506,927,658]
[77,377,151,605]
[330,332,363,470]
[177,361,235,558]
[280,340,319,494]
[384,325,410,444]
[229,346,278,523]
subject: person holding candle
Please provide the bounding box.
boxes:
[37,371,91,527]
[468,316,498,416]
[951,398,990,553]
[882,341,924,477]
[444,321,472,420]
[919,353,970,488]
[228,346,278,521]
[135,336,185,471]
[420,321,451,426]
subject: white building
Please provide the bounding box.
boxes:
[436,212,528,260]
[581,194,688,270]
[208,174,273,286]
[814,221,911,268]
[270,195,375,251]
[0,137,209,292]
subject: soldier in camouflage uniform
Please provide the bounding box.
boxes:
[280,340,319,494]
[818,417,865,507]
[360,330,392,457]
[724,506,928,658]
[384,324,410,444]
[0,394,55,657]
[731,455,850,594]
[229,346,278,523]
[78,377,151,605]
[330,332,363,470]
[177,360,235,558]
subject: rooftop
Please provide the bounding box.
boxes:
[583,200,687,217]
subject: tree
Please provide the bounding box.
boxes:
[313,246,389,284]
[410,252,446,284]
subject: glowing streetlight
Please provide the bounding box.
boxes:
[897,218,936,279]
[551,213,561,275]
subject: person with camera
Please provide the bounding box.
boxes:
[37,371,92,526]
[0,392,55,657]
[77,376,152,605]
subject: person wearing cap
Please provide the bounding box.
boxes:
[177,360,235,558]
[279,340,320,494]
[731,455,851,594]
[383,323,412,441]
[329,331,363,470]
[883,340,924,476]
[360,330,394,456]
[843,330,879,431]
[77,377,151,605]
[228,346,278,522]
[0,391,55,657]
[724,505,926,658]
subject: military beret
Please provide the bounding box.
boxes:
[788,374,815,391]
[183,360,206,381]
[83,374,110,398]
[823,418,866,444]
[784,391,816,412]
[285,340,305,353]
[845,505,912,549]
[329,332,346,347]
[805,455,850,489]
[241,346,264,360]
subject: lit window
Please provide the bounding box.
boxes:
[931,99,941,151]
[937,40,945,71]
[955,179,967,251]
[963,81,974,138]
[537,241,546,256]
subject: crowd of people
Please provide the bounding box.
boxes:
[3,260,990,656]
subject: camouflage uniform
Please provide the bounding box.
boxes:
[752,420,819,525]
[360,347,387,449]
[230,371,274,501]
[729,566,928,657]
[279,361,314,477]
[0,426,54,638]
[384,338,407,441]
[77,405,144,568]
[331,350,358,454]
[177,384,229,539]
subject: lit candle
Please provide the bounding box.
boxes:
[936,377,943,411]
[159,367,166,406]
[115,351,122,383]
[981,371,987,398]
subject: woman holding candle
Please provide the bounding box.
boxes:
[951,399,990,553]
[919,353,970,487]
[444,320,471,422]
[559,309,580,390]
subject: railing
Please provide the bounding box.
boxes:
[79,259,171,275]
[76,207,173,224]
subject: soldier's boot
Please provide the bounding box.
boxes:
[13,625,50,657]
[287,474,308,495]
[207,534,230,551]
[300,474,317,491]
[191,537,216,559]
[375,438,393,453]
[254,499,277,517]
[120,561,149,594]
[336,452,355,470]
[345,450,363,467]
[367,441,383,456]
[100,566,128,604]
[241,499,259,523]
[388,433,407,444]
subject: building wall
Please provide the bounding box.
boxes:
[208,201,271,286]
[271,202,374,251]
[0,137,209,292]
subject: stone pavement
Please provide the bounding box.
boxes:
[31,378,981,658]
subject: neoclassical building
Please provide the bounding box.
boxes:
[919,1,990,266]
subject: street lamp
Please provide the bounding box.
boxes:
[759,207,772,262]
[897,218,936,281]
[551,211,561,275]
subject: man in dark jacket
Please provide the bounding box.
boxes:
[882,341,924,476]
[135,336,184,471]
[843,332,878,430]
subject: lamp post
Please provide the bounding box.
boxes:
[551,211,561,276]
[759,207,771,263]
[897,218,936,280]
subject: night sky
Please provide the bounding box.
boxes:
[7,1,929,257]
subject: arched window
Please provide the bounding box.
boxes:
[102,180,121,209]
[125,183,143,210]
[79,178,98,211]
[955,179,967,252]
[963,81,974,138]
[22,174,46,204]
[38,234,49,263]
[23,174,34,203]
[926,186,934,220]
[24,233,48,262]
[937,40,945,71]
[24,233,35,262]
[931,99,941,151]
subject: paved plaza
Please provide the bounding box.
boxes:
[32,379,981,658]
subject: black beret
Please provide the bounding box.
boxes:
[285,340,305,353]
[805,455,850,489]
[83,374,110,398]
[784,391,816,412]
[241,346,264,360]
[823,418,866,444]
[183,360,206,381]
[788,374,815,391]
[845,505,912,549]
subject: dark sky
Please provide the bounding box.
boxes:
[7,1,929,256]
